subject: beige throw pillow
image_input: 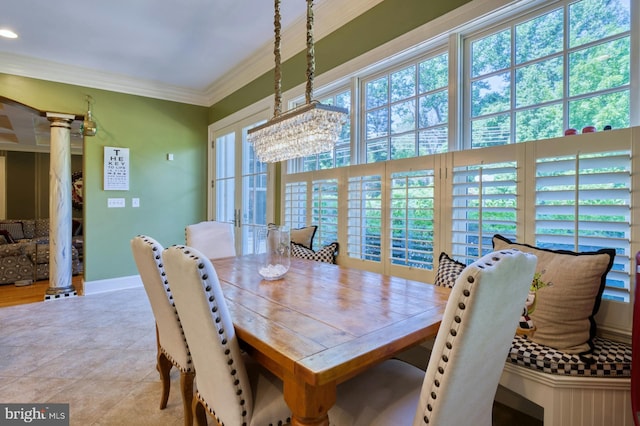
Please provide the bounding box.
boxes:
[290,226,317,250]
[492,234,615,354]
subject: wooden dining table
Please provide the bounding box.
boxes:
[211,255,450,426]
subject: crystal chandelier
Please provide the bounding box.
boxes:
[247,0,348,163]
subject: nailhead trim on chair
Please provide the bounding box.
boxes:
[177,245,251,426]
[139,236,194,373]
[422,254,503,424]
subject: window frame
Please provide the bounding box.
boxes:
[462,0,632,149]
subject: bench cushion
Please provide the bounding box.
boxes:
[507,334,631,377]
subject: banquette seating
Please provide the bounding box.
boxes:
[328,249,536,425]
[436,235,633,426]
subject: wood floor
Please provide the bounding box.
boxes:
[0,275,83,308]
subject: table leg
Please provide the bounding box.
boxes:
[283,374,336,426]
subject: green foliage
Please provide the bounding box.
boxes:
[470,0,630,146]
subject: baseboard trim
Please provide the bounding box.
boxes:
[83,275,142,295]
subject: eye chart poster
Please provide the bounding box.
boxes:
[104,146,130,190]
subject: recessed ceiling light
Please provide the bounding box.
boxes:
[0,29,18,39]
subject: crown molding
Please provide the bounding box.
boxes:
[0,52,210,106]
[203,0,385,106]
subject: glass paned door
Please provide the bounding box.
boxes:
[215,132,236,224]
[241,123,268,254]
[213,118,268,255]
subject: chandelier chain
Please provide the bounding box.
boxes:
[273,0,282,117]
[247,0,347,163]
[305,0,315,104]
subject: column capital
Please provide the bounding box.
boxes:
[46,112,75,125]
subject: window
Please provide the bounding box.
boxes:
[363,52,449,163]
[291,89,352,173]
[467,0,631,148]
[270,0,638,335]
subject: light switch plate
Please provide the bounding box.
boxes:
[107,198,126,208]
[132,198,140,208]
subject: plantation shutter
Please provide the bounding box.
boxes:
[347,173,383,262]
[451,161,518,265]
[312,179,339,247]
[284,181,308,229]
[535,150,631,301]
[388,169,436,270]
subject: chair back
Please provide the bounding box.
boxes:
[632,251,640,425]
[414,249,537,426]
[130,235,191,370]
[163,245,253,426]
[185,221,236,259]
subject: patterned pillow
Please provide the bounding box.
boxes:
[291,242,338,264]
[493,234,615,354]
[0,222,24,240]
[0,230,15,244]
[434,252,466,288]
[290,226,318,250]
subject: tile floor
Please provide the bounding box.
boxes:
[0,287,540,426]
[0,288,183,425]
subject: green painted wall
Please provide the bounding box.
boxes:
[208,0,472,122]
[0,73,209,283]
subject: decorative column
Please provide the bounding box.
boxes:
[45,113,77,300]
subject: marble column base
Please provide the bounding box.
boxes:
[44,286,78,301]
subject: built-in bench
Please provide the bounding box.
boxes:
[499,334,632,426]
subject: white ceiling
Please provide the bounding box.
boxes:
[0,0,382,152]
[0,0,382,106]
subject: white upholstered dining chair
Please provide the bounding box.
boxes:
[130,235,194,426]
[163,244,291,426]
[185,220,236,259]
[329,248,537,426]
